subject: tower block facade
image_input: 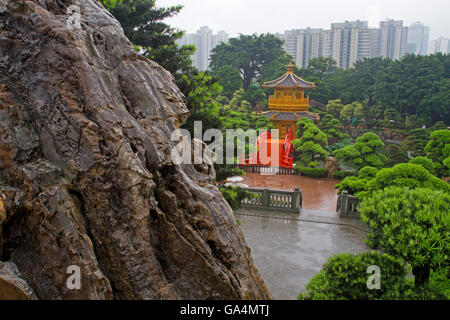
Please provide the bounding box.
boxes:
[262,62,320,138]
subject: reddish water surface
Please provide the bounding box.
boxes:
[241,173,341,212]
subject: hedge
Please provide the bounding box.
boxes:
[332,170,357,179]
[295,166,329,178]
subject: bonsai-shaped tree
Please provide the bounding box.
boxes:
[325,99,344,119]
[359,187,450,287]
[292,118,328,167]
[424,129,450,178]
[409,156,435,173]
[335,163,450,196]
[319,114,350,143]
[334,132,386,169]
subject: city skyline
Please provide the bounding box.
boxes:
[157,0,449,41]
[180,20,446,71]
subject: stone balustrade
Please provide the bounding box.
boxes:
[337,190,360,218]
[241,187,302,214]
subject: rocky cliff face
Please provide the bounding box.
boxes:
[0,0,271,300]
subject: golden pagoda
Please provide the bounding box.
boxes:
[262,62,320,138]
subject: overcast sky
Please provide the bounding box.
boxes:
[156,0,449,40]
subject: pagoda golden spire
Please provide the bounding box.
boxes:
[287,61,294,74]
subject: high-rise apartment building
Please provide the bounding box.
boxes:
[177,27,229,71]
[277,19,412,69]
[407,22,430,55]
[428,37,450,54]
[330,20,368,69]
[277,28,323,68]
[380,19,409,60]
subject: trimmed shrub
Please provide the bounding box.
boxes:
[295,166,329,178]
[298,251,409,300]
[332,170,358,179]
[359,187,450,287]
[409,157,435,173]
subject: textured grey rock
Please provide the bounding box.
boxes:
[0,0,271,300]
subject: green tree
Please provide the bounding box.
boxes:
[182,72,223,133]
[335,166,379,195]
[304,57,337,81]
[424,129,450,178]
[334,132,386,169]
[384,107,403,128]
[325,99,344,119]
[210,34,286,90]
[302,54,450,125]
[340,104,354,125]
[402,128,429,157]
[99,0,194,78]
[359,187,450,287]
[353,102,365,125]
[365,163,450,195]
[214,65,242,99]
[292,118,328,167]
[258,52,294,84]
[319,114,350,142]
[242,84,266,108]
[409,157,435,173]
[299,252,409,300]
[384,144,409,167]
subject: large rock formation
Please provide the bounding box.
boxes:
[0,0,271,300]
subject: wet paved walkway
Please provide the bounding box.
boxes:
[241,173,341,212]
[236,209,369,300]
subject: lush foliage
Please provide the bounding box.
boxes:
[299,252,409,300]
[335,166,379,195]
[292,118,328,167]
[332,170,358,179]
[294,165,329,178]
[424,129,450,178]
[402,128,430,157]
[334,132,386,169]
[384,144,409,167]
[359,187,450,286]
[409,157,435,173]
[319,113,350,144]
[214,66,242,99]
[219,186,253,211]
[336,163,450,195]
[99,0,194,79]
[210,34,287,90]
[300,55,450,126]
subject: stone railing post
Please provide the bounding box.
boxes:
[262,188,270,208]
[293,187,302,211]
[339,190,349,217]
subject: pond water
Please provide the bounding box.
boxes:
[241,173,341,211]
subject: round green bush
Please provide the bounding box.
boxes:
[409,157,434,173]
[359,187,450,286]
[298,251,408,300]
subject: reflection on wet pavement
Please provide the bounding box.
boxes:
[237,209,369,300]
[241,173,341,211]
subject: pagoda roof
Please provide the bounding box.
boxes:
[263,62,316,89]
[261,111,320,122]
